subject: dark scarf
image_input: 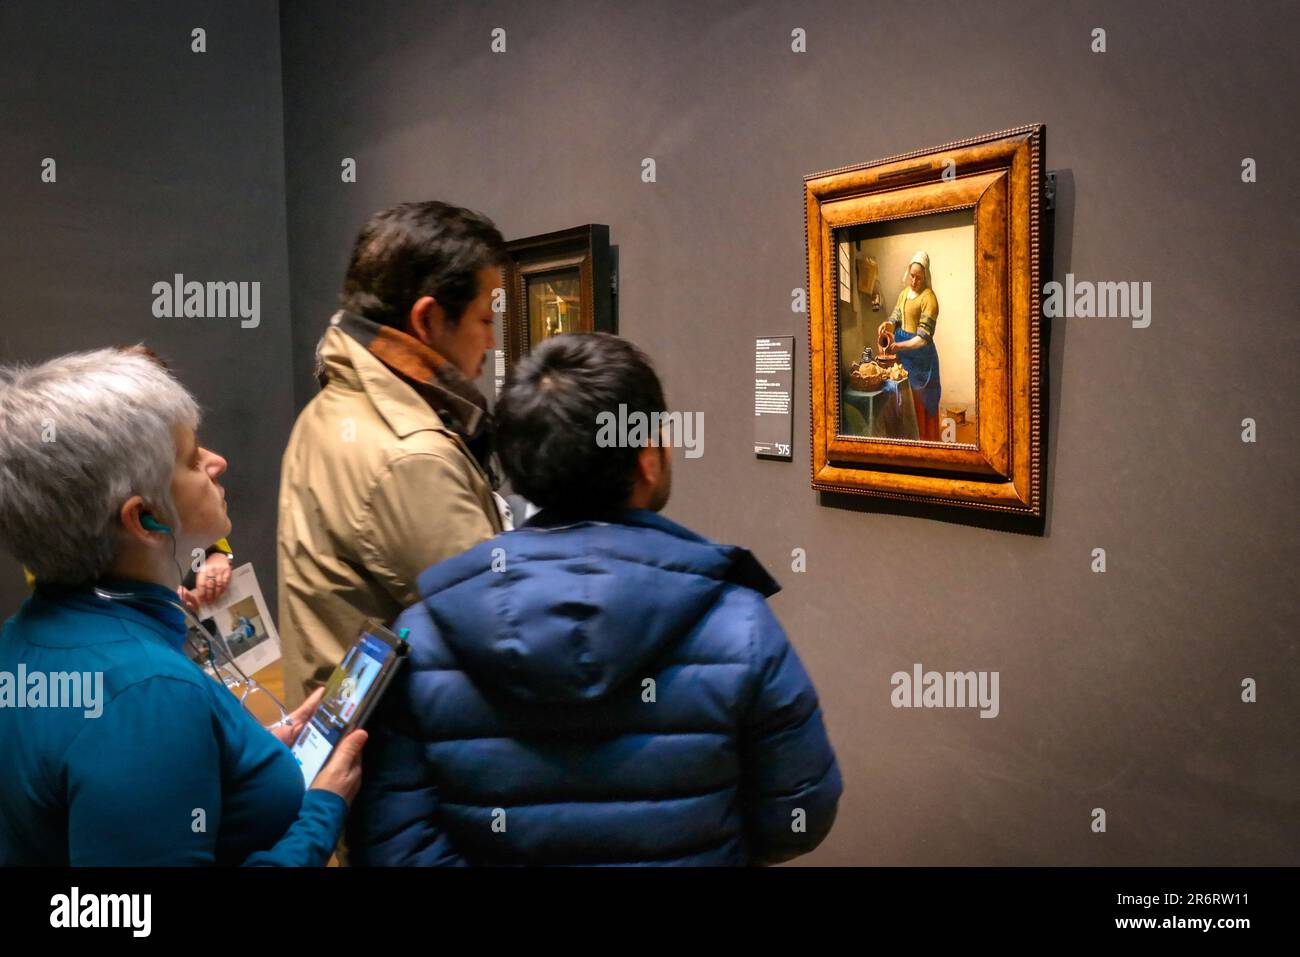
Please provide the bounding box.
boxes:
[327,311,499,489]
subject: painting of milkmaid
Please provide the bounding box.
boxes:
[835,208,977,444]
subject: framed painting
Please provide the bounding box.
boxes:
[503,224,616,368]
[805,124,1047,516]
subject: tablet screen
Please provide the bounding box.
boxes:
[291,629,399,786]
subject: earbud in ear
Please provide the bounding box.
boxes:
[141,514,173,535]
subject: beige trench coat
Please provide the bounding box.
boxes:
[276,325,502,705]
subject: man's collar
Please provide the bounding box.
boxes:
[521,506,780,597]
[317,324,442,439]
[332,310,487,440]
[524,506,707,542]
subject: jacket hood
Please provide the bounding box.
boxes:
[413,508,779,703]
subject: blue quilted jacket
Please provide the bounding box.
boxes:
[348,508,841,865]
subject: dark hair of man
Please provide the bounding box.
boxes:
[339,201,507,329]
[496,333,667,512]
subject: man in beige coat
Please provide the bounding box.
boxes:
[278,202,507,705]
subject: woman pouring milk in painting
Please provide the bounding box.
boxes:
[878,251,942,441]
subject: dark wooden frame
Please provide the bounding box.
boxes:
[805,125,1046,516]
[503,224,615,368]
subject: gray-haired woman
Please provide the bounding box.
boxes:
[0,347,365,865]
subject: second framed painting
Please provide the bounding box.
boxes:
[503,224,616,369]
[805,124,1047,516]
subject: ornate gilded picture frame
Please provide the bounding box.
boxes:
[805,125,1046,516]
[503,224,616,369]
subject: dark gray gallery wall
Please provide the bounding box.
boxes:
[0,2,295,616]
[280,0,1298,865]
[0,0,1292,867]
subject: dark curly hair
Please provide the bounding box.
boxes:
[495,333,666,512]
[340,201,506,328]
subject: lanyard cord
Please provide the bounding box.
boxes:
[91,586,292,728]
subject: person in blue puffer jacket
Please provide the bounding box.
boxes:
[349,332,842,865]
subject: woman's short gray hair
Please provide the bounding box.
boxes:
[0,347,200,585]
